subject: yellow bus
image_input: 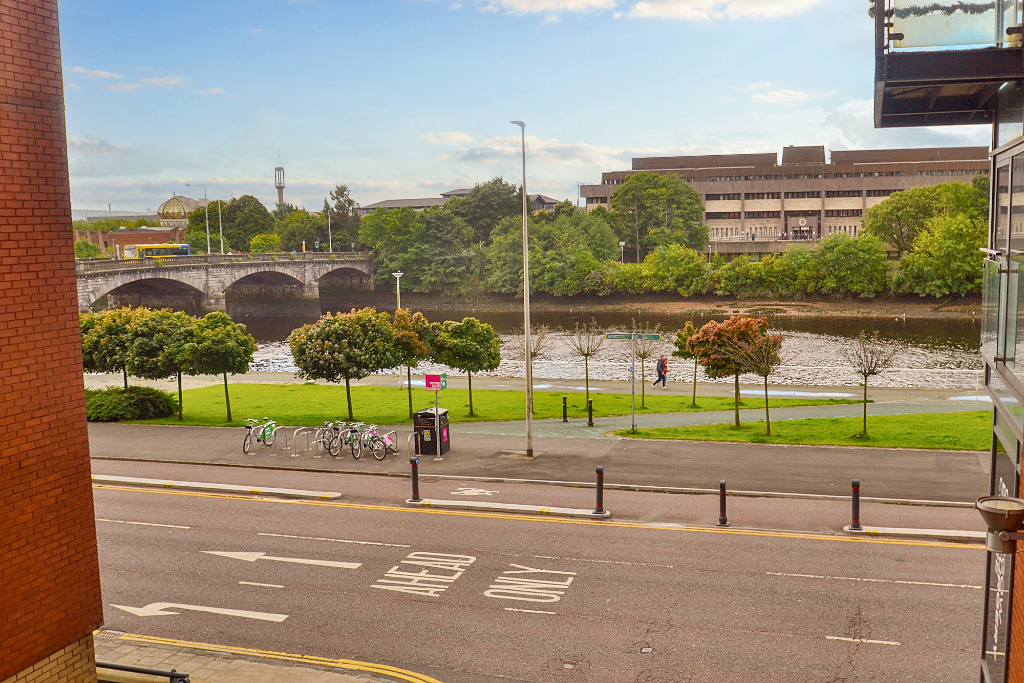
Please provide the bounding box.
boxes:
[122,243,191,259]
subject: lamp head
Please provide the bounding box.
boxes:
[511,120,525,128]
[392,271,403,278]
[977,496,1024,553]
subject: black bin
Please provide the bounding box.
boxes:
[414,407,450,456]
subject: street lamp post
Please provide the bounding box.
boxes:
[393,271,412,415]
[511,120,533,458]
[619,241,625,263]
[327,210,332,252]
[217,195,231,255]
[185,182,211,254]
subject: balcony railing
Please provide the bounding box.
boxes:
[885,0,1021,49]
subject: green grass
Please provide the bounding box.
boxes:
[136,383,859,427]
[615,411,990,451]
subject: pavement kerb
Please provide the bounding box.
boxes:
[91,455,974,508]
[405,498,611,518]
[91,474,341,500]
[843,525,986,543]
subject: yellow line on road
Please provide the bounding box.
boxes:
[93,483,982,550]
[108,632,444,683]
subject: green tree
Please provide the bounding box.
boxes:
[448,177,521,243]
[430,317,501,416]
[74,240,103,258]
[611,172,706,261]
[643,244,708,296]
[684,315,769,427]
[288,308,399,420]
[223,195,273,252]
[186,312,257,422]
[80,307,146,389]
[863,179,988,256]
[127,308,196,421]
[323,185,362,249]
[892,213,987,296]
[815,233,890,297]
[250,233,282,253]
[672,321,699,406]
[277,209,327,252]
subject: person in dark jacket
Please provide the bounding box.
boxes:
[653,355,668,388]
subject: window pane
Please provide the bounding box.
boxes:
[892,0,998,48]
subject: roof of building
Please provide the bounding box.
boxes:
[633,153,779,171]
[157,195,208,218]
[830,146,989,164]
[781,145,826,165]
[530,194,560,204]
[440,188,473,198]
[360,197,446,211]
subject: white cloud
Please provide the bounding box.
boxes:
[751,89,809,104]
[628,0,827,21]
[197,87,225,96]
[70,66,123,80]
[444,134,631,167]
[450,1,464,7]
[823,98,990,150]
[106,76,185,92]
[423,131,476,144]
[471,0,616,14]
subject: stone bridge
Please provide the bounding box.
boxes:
[75,252,374,311]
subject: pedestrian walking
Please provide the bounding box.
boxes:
[653,355,668,388]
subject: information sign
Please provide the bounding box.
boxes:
[425,373,448,391]
[605,333,662,340]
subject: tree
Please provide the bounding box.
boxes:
[448,177,521,243]
[250,233,281,253]
[505,324,551,363]
[862,186,940,256]
[277,209,327,252]
[74,239,103,258]
[728,333,784,435]
[288,308,400,420]
[565,319,605,403]
[840,331,901,437]
[814,233,890,297]
[186,312,257,422]
[127,308,196,420]
[630,320,662,408]
[685,315,770,427]
[430,317,501,416]
[672,321,699,406]
[224,195,274,252]
[892,213,986,297]
[186,201,229,254]
[323,185,362,249]
[611,172,706,261]
[393,309,431,419]
[80,306,146,389]
[643,244,708,296]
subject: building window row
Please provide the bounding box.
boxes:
[825,209,863,217]
[744,211,781,219]
[785,191,821,199]
[865,189,896,197]
[825,190,863,198]
[706,193,741,201]
[745,192,782,200]
[706,211,742,219]
[826,171,906,178]
[706,176,744,182]
[915,168,983,176]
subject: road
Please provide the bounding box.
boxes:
[94,461,984,682]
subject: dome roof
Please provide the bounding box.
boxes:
[158,195,206,219]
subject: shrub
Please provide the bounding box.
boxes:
[85,386,177,421]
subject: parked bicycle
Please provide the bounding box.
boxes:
[338,422,364,459]
[360,424,390,461]
[243,417,278,454]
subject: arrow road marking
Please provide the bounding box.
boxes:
[202,550,361,569]
[110,603,287,622]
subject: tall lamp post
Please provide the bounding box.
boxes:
[217,195,231,255]
[393,271,411,406]
[511,120,533,458]
[619,241,625,263]
[185,182,211,254]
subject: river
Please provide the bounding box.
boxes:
[228,301,983,390]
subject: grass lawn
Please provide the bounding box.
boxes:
[138,383,860,427]
[615,411,990,451]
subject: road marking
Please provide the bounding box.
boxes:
[258,532,409,548]
[104,632,443,683]
[768,572,982,590]
[485,564,577,603]
[96,518,190,529]
[505,607,557,615]
[110,602,288,622]
[202,550,361,569]
[239,581,284,588]
[96,485,982,550]
[826,636,901,646]
[373,552,476,597]
[451,487,499,496]
[529,553,673,569]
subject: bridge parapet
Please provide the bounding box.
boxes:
[75,251,372,275]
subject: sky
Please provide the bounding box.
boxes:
[59,0,991,215]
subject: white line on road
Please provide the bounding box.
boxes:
[505,607,557,615]
[110,602,288,622]
[768,572,981,590]
[96,518,190,529]
[826,636,901,646]
[258,532,410,548]
[530,554,673,569]
[239,581,284,588]
[203,551,361,569]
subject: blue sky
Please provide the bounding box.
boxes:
[59,0,990,214]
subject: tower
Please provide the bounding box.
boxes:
[275,166,285,205]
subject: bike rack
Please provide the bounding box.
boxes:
[407,432,418,459]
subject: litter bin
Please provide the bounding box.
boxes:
[414,407,450,456]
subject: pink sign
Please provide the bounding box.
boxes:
[425,374,442,391]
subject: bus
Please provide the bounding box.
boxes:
[122,243,191,259]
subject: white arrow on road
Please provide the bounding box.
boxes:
[110,602,288,622]
[202,550,361,569]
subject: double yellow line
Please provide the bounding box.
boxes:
[104,632,444,683]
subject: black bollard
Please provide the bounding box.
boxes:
[850,479,861,530]
[410,457,421,502]
[716,480,730,527]
[562,395,568,423]
[587,398,594,427]
[594,466,605,515]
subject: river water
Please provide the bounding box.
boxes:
[230,301,984,390]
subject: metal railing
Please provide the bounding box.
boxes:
[97,661,189,683]
[75,251,371,275]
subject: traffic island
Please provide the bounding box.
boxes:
[405,498,611,519]
[92,474,341,500]
[842,525,984,543]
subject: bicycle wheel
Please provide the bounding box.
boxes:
[368,435,386,460]
[326,431,341,457]
[264,426,277,447]
[350,433,362,459]
[242,432,253,454]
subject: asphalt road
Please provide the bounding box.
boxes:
[93,461,984,682]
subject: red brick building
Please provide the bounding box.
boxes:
[0,1,104,681]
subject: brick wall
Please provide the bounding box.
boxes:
[0,1,104,680]
[0,636,97,683]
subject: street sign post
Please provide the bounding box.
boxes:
[604,333,663,430]
[424,373,447,460]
